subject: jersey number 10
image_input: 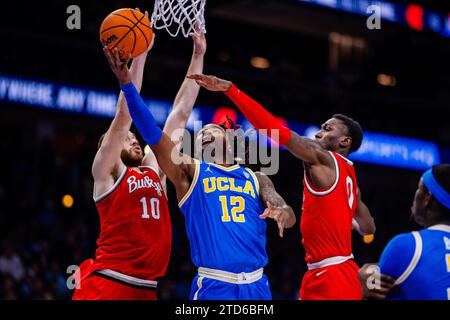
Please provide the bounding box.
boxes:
[140,196,160,220]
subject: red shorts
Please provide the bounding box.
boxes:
[299,259,362,300]
[72,274,157,300]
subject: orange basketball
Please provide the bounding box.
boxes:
[99,8,153,59]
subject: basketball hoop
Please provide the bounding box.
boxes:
[151,0,207,37]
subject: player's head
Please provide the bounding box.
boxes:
[98,131,143,167]
[411,164,450,227]
[195,117,245,165]
[314,114,363,156]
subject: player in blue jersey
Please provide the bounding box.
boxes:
[359,164,450,300]
[104,45,296,300]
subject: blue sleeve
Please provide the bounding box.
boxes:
[120,82,163,146]
[379,233,416,280]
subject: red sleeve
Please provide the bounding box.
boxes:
[225,84,292,146]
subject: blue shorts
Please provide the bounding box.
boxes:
[189,274,272,300]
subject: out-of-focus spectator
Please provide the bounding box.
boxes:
[0,245,25,282]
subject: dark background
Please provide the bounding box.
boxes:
[0,0,449,299]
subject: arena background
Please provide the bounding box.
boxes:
[0,0,449,299]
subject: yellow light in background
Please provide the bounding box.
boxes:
[363,234,375,244]
[250,56,270,69]
[377,73,397,87]
[144,145,151,155]
[62,194,74,208]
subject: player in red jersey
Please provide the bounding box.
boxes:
[186,74,376,300]
[72,20,208,300]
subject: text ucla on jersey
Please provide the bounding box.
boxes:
[179,160,268,273]
[379,224,450,300]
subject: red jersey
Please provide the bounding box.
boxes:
[300,151,358,264]
[90,165,172,282]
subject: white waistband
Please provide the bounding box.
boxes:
[307,254,354,270]
[198,267,264,284]
[95,269,158,288]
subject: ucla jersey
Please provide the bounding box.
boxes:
[179,161,267,273]
[379,224,450,300]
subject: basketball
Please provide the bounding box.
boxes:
[99,8,153,60]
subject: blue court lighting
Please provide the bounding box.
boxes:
[297,0,450,38]
[0,74,444,171]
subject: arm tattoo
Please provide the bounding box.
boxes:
[256,172,287,207]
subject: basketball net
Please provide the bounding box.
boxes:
[151,0,207,37]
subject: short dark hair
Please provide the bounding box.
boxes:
[431,164,450,218]
[217,116,257,168]
[332,114,363,153]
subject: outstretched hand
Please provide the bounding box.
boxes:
[103,47,132,85]
[189,25,206,56]
[186,74,232,92]
[259,201,289,238]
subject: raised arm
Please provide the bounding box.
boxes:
[105,49,195,200]
[352,188,376,236]
[256,172,296,237]
[92,42,151,197]
[186,74,332,166]
[143,32,206,189]
[163,31,206,148]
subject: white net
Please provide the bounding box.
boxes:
[151,0,207,38]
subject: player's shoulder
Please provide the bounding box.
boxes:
[385,232,417,252]
[379,232,418,279]
[333,151,354,166]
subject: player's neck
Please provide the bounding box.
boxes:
[130,166,143,174]
[214,161,233,168]
[423,217,450,228]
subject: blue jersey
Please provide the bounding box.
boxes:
[179,161,267,273]
[379,224,450,300]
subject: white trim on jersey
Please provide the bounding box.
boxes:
[335,152,354,166]
[178,159,200,207]
[307,254,354,270]
[93,166,128,203]
[193,276,204,300]
[428,224,450,233]
[395,231,423,285]
[304,151,340,196]
[95,269,158,288]
[245,167,260,197]
[197,267,264,284]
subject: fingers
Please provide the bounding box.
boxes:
[103,46,114,65]
[111,48,121,66]
[380,274,396,286]
[123,52,132,66]
[259,208,270,219]
[266,201,274,210]
[277,221,284,238]
[195,80,208,87]
[367,292,387,300]
[187,74,205,80]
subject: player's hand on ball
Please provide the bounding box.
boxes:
[259,201,288,238]
[186,74,232,92]
[104,47,132,85]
